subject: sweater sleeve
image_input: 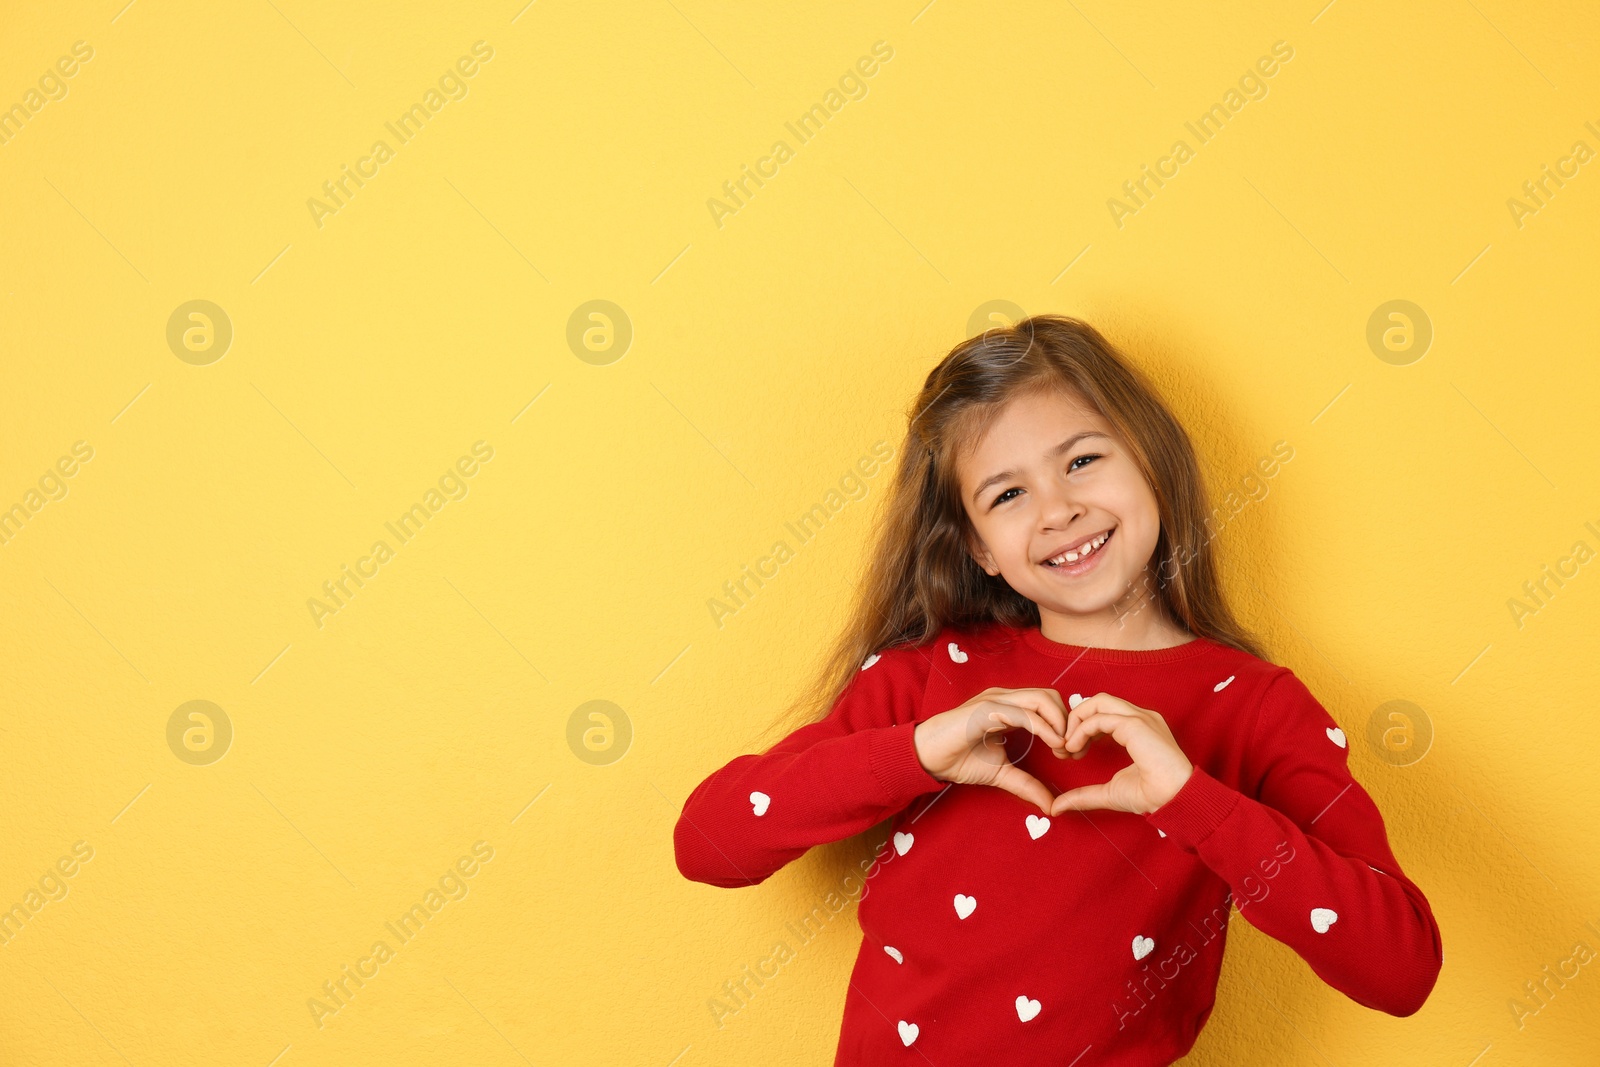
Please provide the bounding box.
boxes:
[1145,668,1443,1016]
[673,644,947,888]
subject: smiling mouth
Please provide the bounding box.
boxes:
[1041,528,1114,568]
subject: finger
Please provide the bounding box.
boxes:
[1065,691,1139,738]
[1062,710,1139,751]
[989,760,1057,816]
[983,704,1067,751]
[1022,687,1070,736]
[1049,782,1116,816]
[1063,709,1142,755]
[983,709,1068,762]
[1064,691,1103,739]
[986,687,1068,739]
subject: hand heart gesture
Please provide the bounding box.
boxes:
[1048,692,1193,816]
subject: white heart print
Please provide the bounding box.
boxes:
[897,1020,918,1046]
[749,791,770,816]
[1213,674,1235,692]
[861,653,881,671]
[884,945,903,964]
[947,642,968,663]
[1068,693,1085,709]
[1132,935,1154,960]
[1310,908,1338,933]
[1026,814,1051,840]
[1326,726,1347,748]
[954,893,977,919]
[1015,995,1041,1022]
[893,831,914,856]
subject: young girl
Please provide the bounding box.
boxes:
[673,315,1442,1065]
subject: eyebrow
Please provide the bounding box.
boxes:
[969,431,1111,505]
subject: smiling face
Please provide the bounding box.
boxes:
[955,385,1187,649]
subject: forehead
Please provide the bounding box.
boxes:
[955,388,1110,481]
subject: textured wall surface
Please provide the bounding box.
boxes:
[1,1,1597,1064]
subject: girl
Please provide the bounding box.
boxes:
[673,315,1442,1065]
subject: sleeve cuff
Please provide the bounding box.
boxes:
[867,721,945,803]
[1146,765,1241,850]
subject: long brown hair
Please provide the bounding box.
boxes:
[758,314,1267,746]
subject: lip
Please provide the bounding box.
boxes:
[1039,527,1114,576]
[1037,527,1114,566]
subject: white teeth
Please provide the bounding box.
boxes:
[1047,531,1109,567]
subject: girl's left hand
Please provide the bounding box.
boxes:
[1048,693,1193,816]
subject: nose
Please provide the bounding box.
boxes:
[1037,478,1083,530]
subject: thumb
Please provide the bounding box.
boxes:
[1050,782,1115,816]
[989,761,1056,816]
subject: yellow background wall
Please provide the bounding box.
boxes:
[2,1,1596,1063]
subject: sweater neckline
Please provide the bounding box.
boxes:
[1016,623,1213,664]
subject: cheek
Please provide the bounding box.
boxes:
[1109,486,1163,560]
[1130,498,1162,540]
[989,524,1030,567]
[981,520,1035,575]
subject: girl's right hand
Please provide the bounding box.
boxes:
[912,687,1069,815]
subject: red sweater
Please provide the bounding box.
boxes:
[673,622,1443,1065]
